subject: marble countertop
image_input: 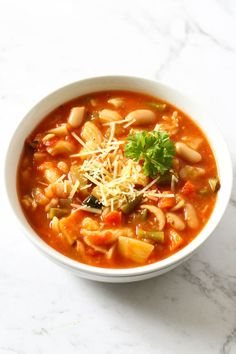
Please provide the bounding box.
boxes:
[0,0,236,353]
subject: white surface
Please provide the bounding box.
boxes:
[0,0,236,353]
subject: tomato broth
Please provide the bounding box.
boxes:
[18,91,219,268]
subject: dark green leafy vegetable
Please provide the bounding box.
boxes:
[49,208,70,219]
[83,195,103,209]
[147,102,167,111]
[124,130,176,178]
[208,178,220,193]
[137,228,165,242]
[120,195,143,214]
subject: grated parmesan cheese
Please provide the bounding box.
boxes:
[69,180,80,199]
[71,131,91,151]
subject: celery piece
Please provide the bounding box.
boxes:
[49,208,70,220]
[140,208,148,221]
[198,187,210,196]
[137,228,164,242]
[147,102,167,111]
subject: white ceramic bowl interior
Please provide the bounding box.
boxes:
[5,76,233,282]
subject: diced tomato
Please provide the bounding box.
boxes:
[158,191,176,209]
[181,181,196,196]
[87,248,98,256]
[103,211,122,226]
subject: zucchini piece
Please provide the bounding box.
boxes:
[120,195,143,214]
[49,208,70,220]
[208,178,220,193]
[83,195,103,209]
[169,229,183,251]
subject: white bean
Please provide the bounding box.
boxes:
[176,142,202,163]
[184,203,199,229]
[108,98,124,108]
[99,109,122,123]
[48,124,68,136]
[68,106,85,128]
[57,161,69,173]
[179,165,205,181]
[46,141,75,156]
[166,212,186,231]
[141,205,166,230]
[126,109,156,126]
[170,198,185,211]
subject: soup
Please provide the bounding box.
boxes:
[18,90,220,268]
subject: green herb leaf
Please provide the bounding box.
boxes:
[124,130,175,178]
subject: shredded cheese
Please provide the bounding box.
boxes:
[108,122,115,144]
[63,180,67,193]
[70,146,117,158]
[71,132,90,151]
[74,206,102,214]
[69,180,80,199]
[80,183,92,190]
[54,174,66,184]
[56,121,176,212]
[123,118,136,128]
[102,117,132,126]
[144,192,175,198]
[137,177,160,196]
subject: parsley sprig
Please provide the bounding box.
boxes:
[124,130,176,178]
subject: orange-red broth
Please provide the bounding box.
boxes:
[18,91,218,268]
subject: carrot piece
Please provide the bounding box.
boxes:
[158,191,176,209]
[103,211,122,226]
[181,181,196,196]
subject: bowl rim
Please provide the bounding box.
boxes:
[5,75,233,278]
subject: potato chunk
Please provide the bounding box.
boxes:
[118,236,154,263]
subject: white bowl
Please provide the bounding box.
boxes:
[5,76,233,282]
